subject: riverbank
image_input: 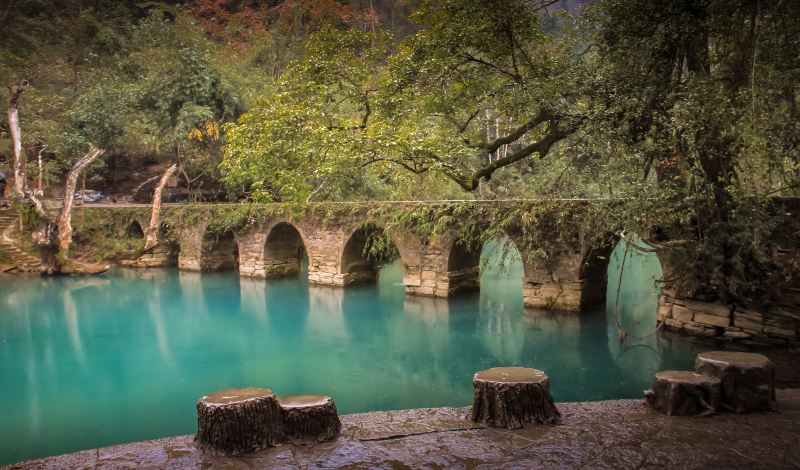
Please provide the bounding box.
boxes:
[7,389,800,469]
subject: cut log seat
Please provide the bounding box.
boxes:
[278,394,341,442]
[645,370,721,416]
[694,351,776,413]
[196,387,284,454]
[470,367,560,429]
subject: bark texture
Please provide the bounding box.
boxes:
[470,367,560,429]
[58,144,104,254]
[7,79,28,199]
[279,394,342,442]
[644,370,721,416]
[694,351,776,413]
[196,387,284,455]
[145,163,178,250]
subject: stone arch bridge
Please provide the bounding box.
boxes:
[76,199,800,345]
[114,201,616,312]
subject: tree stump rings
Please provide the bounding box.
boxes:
[196,387,284,454]
[644,371,721,416]
[278,394,342,442]
[694,351,776,413]
[470,367,560,429]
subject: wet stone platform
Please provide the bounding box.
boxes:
[8,389,800,469]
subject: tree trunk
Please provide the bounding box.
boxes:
[694,351,776,413]
[57,144,104,255]
[196,387,284,455]
[470,367,560,429]
[278,394,341,442]
[644,370,721,416]
[7,79,29,200]
[144,163,177,250]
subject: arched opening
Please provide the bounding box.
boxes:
[263,222,307,278]
[200,230,239,272]
[605,235,664,339]
[340,224,400,285]
[446,238,482,294]
[126,221,145,239]
[479,237,524,301]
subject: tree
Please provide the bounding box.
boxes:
[6,78,29,199]
[222,0,584,201]
[590,0,800,303]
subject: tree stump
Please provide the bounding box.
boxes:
[278,394,342,442]
[470,367,560,429]
[694,351,776,413]
[644,371,721,416]
[196,387,284,454]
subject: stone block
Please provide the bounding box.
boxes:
[694,312,730,328]
[683,299,731,318]
[417,286,435,296]
[734,318,764,332]
[670,305,694,323]
[723,331,752,339]
[665,319,684,329]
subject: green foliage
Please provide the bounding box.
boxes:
[222,0,588,201]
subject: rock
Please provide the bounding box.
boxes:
[196,387,284,455]
[278,394,341,442]
[645,371,721,416]
[470,367,560,429]
[682,300,732,318]
[694,351,776,413]
[723,330,752,339]
[694,312,730,328]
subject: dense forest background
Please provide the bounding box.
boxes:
[1,0,798,301]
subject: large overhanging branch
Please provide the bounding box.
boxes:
[459,119,577,191]
[480,109,554,153]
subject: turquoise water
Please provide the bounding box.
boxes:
[0,240,710,465]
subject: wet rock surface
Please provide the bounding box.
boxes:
[8,389,800,469]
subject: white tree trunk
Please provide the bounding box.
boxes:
[7,79,29,199]
[145,163,177,250]
[57,144,105,255]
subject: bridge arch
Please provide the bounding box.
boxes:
[200,227,239,272]
[262,221,308,278]
[339,223,402,285]
[126,220,145,239]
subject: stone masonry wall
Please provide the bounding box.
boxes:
[658,294,800,346]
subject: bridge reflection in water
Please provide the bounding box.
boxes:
[0,241,710,465]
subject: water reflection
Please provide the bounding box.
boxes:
[0,242,709,465]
